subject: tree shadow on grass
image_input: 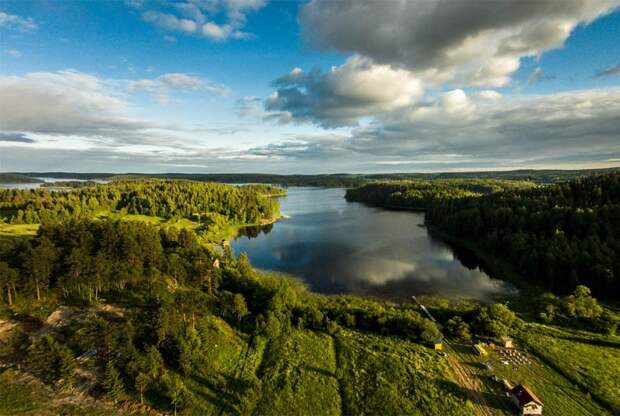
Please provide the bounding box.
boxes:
[189,372,240,414]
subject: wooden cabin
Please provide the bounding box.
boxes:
[510,384,543,415]
[501,336,514,348]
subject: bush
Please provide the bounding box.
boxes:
[27,335,76,386]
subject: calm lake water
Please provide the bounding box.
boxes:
[0,177,108,190]
[232,187,514,300]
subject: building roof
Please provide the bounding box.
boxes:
[510,384,543,407]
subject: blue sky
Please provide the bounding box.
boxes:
[1,0,619,173]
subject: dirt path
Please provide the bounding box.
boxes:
[446,344,496,416]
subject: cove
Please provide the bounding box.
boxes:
[231,187,515,300]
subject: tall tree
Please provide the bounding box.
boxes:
[0,261,18,305]
[25,237,57,300]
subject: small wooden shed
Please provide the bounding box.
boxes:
[501,336,514,348]
[510,384,543,415]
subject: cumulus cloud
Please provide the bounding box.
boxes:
[596,63,620,77]
[143,10,198,33]
[259,88,620,169]
[0,70,177,146]
[0,11,38,32]
[300,0,619,87]
[0,70,131,136]
[265,56,424,127]
[0,70,263,172]
[129,72,230,103]
[132,0,265,41]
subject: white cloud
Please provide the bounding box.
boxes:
[0,11,38,32]
[440,89,475,115]
[0,70,259,172]
[0,70,135,136]
[133,0,265,41]
[129,72,230,103]
[476,90,502,101]
[143,10,198,33]
[258,87,620,170]
[300,0,619,87]
[0,70,205,149]
[266,56,424,126]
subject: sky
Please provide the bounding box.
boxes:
[0,0,619,174]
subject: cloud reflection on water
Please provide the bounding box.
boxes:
[232,187,514,300]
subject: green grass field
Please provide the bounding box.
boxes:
[180,315,254,415]
[335,329,475,416]
[448,330,613,416]
[254,329,341,416]
[518,323,620,414]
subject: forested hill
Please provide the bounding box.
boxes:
[344,179,535,210]
[426,173,620,298]
[0,180,282,225]
[13,166,620,187]
[0,173,42,184]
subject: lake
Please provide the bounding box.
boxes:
[231,187,515,300]
[0,177,108,190]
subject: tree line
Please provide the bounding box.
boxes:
[345,179,534,210]
[0,179,281,225]
[426,173,620,298]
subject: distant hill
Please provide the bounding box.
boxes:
[13,167,620,186]
[0,173,43,184]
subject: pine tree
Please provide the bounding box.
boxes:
[103,361,125,401]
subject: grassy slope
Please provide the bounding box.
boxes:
[518,324,620,414]
[449,335,612,416]
[181,315,253,416]
[0,223,39,237]
[335,329,475,416]
[254,329,341,416]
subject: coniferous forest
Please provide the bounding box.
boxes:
[347,173,620,298]
[0,175,619,415]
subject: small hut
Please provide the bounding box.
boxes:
[501,336,514,348]
[433,339,443,351]
[510,384,543,415]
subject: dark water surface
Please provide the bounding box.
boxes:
[231,187,514,300]
[0,177,108,190]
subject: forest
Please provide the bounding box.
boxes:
[0,174,42,184]
[0,180,282,227]
[345,179,535,210]
[346,173,620,298]
[426,173,620,298]
[12,166,620,187]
